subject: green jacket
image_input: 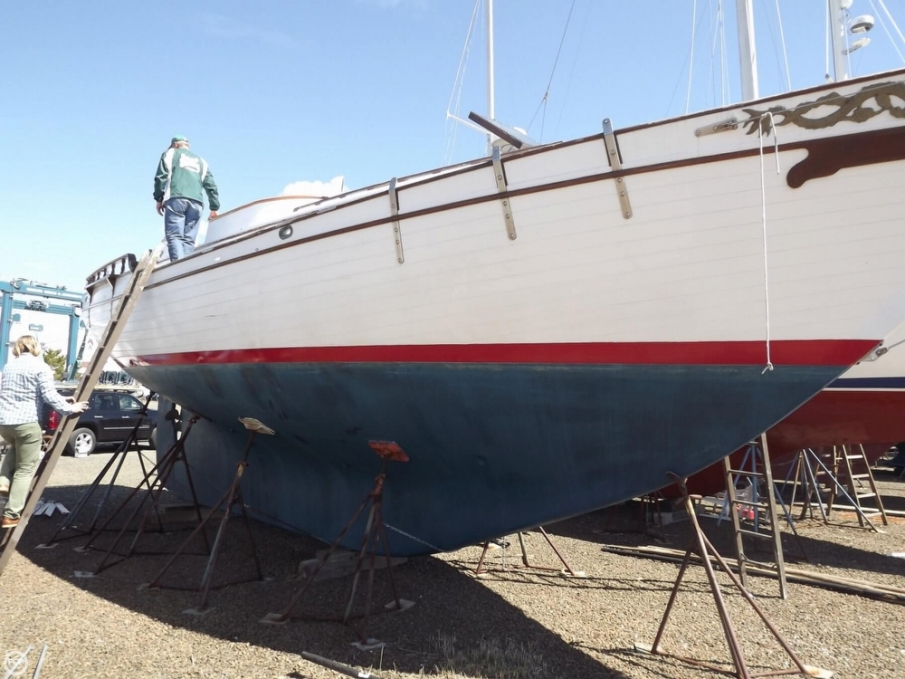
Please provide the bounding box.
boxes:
[153,147,220,211]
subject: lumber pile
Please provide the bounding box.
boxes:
[602,543,905,604]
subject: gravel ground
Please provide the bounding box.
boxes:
[0,449,903,679]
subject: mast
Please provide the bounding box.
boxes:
[486,0,495,155]
[828,0,850,81]
[736,0,759,100]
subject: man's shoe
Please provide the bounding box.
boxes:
[1,516,19,529]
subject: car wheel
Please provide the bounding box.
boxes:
[68,428,96,456]
[149,427,157,450]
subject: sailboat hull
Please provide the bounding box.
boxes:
[143,357,850,555]
[83,69,905,556]
[661,323,905,499]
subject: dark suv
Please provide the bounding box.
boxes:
[43,389,158,456]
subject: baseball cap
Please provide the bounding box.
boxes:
[171,135,189,144]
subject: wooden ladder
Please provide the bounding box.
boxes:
[0,247,161,577]
[828,444,888,527]
[722,434,790,599]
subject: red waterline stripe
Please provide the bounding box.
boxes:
[126,339,878,368]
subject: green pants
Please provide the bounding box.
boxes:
[0,422,43,520]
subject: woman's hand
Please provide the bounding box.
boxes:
[70,401,90,414]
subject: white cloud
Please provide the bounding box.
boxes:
[281,176,347,197]
[200,13,298,49]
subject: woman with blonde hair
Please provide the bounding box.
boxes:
[0,335,88,528]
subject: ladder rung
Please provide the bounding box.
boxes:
[738,528,775,540]
[855,493,876,499]
[743,558,781,571]
[727,470,763,478]
[731,499,771,509]
[849,474,870,480]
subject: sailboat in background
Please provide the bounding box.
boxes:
[83,0,905,555]
[657,0,905,498]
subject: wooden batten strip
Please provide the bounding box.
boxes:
[602,544,905,604]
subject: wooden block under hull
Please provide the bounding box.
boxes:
[298,549,407,582]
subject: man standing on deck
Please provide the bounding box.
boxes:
[153,136,220,261]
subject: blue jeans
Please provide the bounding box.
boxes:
[164,197,203,261]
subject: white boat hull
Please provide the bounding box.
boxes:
[84,71,905,554]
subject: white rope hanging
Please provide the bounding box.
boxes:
[759,112,781,375]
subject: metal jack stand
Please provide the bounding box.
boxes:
[38,393,159,549]
[141,417,274,615]
[73,415,209,576]
[635,474,833,679]
[260,440,414,646]
[785,448,881,532]
[474,527,585,577]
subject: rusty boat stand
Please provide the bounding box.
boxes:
[71,414,210,577]
[474,526,585,577]
[635,473,833,679]
[139,417,274,615]
[260,440,414,645]
[38,392,161,550]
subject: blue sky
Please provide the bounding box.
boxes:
[2,0,904,293]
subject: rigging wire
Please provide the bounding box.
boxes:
[703,0,728,108]
[773,0,792,91]
[686,0,699,114]
[719,0,730,106]
[870,0,905,64]
[667,1,710,117]
[760,0,790,92]
[844,9,854,78]
[526,0,578,142]
[705,0,730,108]
[825,0,831,81]
[444,0,481,166]
[708,0,721,109]
[664,13,697,117]
[553,0,593,140]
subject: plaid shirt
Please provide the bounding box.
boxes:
[0,353,76,426]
